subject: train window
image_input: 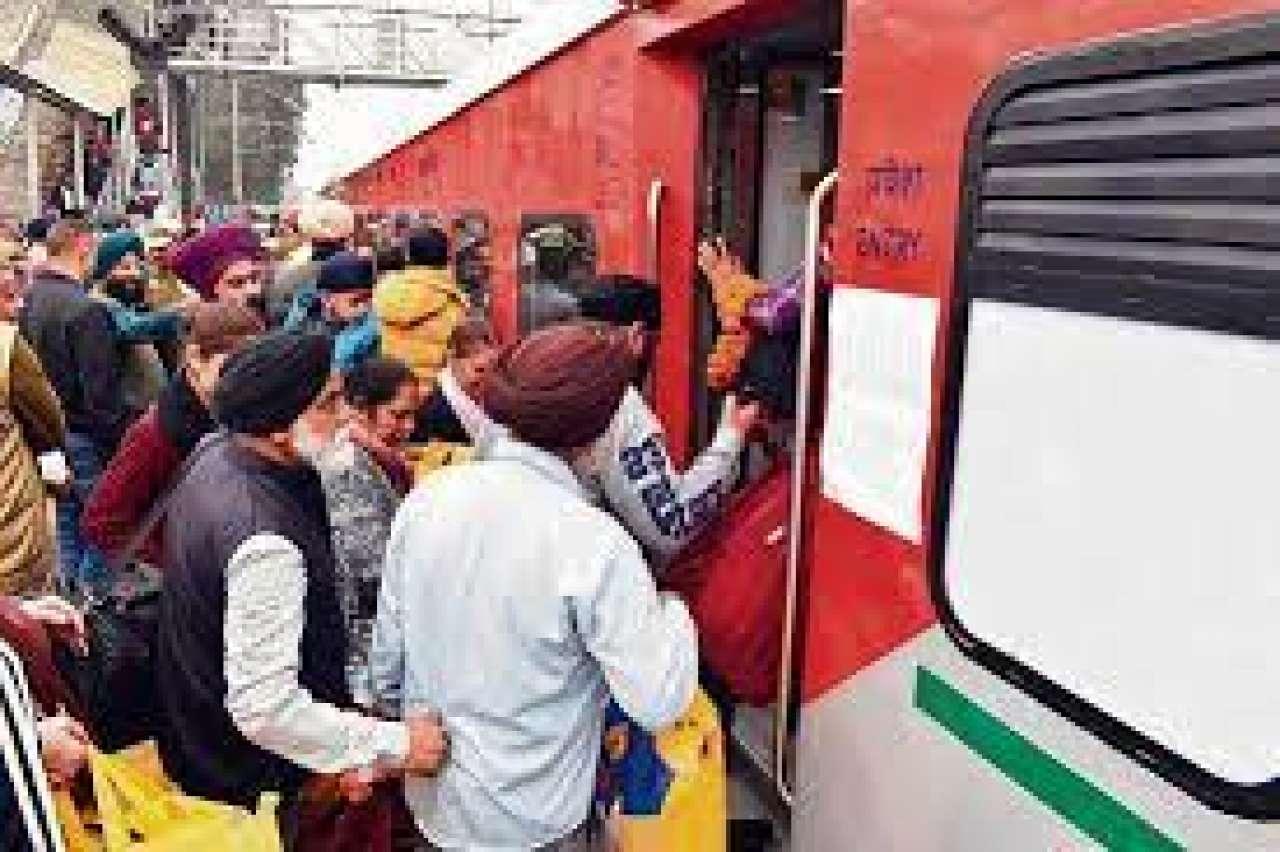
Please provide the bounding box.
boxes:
[516,214,597,334]
[451,211,492,317]
[935,15,1280,819]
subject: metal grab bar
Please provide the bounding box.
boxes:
[773,168,838,807]
[646,178,665,285]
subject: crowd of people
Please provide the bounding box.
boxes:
[0,198,767,851]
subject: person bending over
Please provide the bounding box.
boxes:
[371,321,697,850]
[155,330,445,832]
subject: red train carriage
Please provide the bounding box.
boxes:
[345,0,1280,846]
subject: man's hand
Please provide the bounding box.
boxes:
[402,712,448,776]
[697,237,741,287]
[38,713,90,787]
[337,769,375,804]
[21,596,87,655]
[724,394,763,436]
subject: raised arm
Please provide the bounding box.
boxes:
[597,387,756,567]
[108,304,184,344]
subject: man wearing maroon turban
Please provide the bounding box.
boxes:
[369,321,697,850]
[482,321,638,451]
[168,224,266,314]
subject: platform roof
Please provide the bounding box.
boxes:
[0,0,140,116]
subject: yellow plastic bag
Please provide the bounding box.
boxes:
[612,690,728,852]
[407,441,475,481]
[55,742,282,852]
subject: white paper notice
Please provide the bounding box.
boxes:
[820,288,939,543]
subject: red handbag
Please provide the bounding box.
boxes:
[661,459,792,706]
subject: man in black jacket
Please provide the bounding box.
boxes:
[20,219,128,598]
[157,331,444,830]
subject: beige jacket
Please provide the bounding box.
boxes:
[0,324,64,594]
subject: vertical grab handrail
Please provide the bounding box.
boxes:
[644,179,665,398]
[647,178,665,285]
[773,169,838,807]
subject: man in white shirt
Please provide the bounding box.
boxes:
[434,287,759,569]
[156,330,445,826]
[372,322,698,850]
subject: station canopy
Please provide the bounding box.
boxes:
[1,0,139,116]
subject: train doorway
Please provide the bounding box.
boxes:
[691,2,843,845]
[694,1,842,450]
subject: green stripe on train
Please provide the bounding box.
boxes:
[914,667,1182,851]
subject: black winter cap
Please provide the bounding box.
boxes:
[579,275,661,332]
[406,228,450,268]
[213,330,333,435]
[317,251,375,293]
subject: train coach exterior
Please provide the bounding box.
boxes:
[345,1,1280,848]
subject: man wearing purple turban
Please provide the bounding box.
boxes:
[168,224,267,315]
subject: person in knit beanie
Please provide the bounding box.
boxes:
[168,224,265,314]
[314,252,379,373]
[88,229,180,411]
[91,230,145,295]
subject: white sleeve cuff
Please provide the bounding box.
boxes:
[359,718,411,767]
[709,422,745,456]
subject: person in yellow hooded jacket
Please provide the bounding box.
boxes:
[373,228,468,388]
[372,228,470,478]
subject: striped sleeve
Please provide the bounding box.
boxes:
[0,639,64,852]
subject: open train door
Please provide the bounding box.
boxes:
[934,19,1280,820]
[690,1,843,845]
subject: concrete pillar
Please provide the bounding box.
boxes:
[197,80,207,203]
[157,70,173,208]
[72,114,85,211]
[122,96,134,212]
[231,76,243,206]
[25,104,39,220]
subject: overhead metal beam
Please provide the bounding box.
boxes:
[164,60,450,86]
[160,2,520,26]
[152,1,522,87]
[98,7,164,66]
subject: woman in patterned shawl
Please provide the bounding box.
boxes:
[315,356,418,707]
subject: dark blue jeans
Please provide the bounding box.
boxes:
[55,432,110,598]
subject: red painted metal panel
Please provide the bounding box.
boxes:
[801,0,1280,703]
[633,52,703,464]
[347,22,647,345]
[345,0,1280,708]
[632,0,799,50]
[345,12,722,462]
